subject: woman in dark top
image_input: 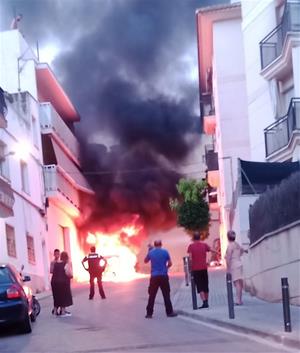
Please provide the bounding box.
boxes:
[51,251,73,316]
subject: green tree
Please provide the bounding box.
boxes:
[170,178,210,239]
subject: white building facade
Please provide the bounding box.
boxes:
[196,0,300,255]
[241,0,300,163]
[196,0,300,303]
[196,3,252,254]
[0,29,93,291]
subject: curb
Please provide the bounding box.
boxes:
[177,309,300,350]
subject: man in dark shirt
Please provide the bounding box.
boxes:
[82,246,107,300]
[187,233,217,308]
[144,240,177,318]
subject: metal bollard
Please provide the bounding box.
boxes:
[281,277,292,332]
[188,258,198,310]
[226,273,235,319]
[183,256,189,286]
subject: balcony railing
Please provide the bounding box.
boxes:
[264,98,300,157]
[260,1,300,70]
[0,88,8,128]
[40,103,80,163]
[43,165,80,212]
[205,144,219,171]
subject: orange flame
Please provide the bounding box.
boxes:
[76,223,146,283]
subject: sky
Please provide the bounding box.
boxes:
[0,0,228,235]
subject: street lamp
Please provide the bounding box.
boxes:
[0,151,15,162]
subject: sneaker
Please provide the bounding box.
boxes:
[198,303,209,309]
[60,312,72,317]
[145,314,152,319]
[89,296,94,300]
[167,312,178,317]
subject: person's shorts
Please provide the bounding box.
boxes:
[192,269,209,293]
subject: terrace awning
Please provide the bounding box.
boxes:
[240,159,300,194]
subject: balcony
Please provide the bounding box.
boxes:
[40,103,80,164]
[260,1,300,76]
[264,97,300,158]
[205,144,219,188]
[205,144,219,171]
[6,92,31,127]
[201,92,217,135]
[0,88,8,128]
[43,165,80,218]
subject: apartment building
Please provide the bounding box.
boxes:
[0,29,93,290]
[240,0,300,304]
[0,87,47,291]
[196,2,252,254]
[241,0,300,162]
[196,0,300,302]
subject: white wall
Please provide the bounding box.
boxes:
[212,17,250,243]
[46,202,82,284]
[0,30,38,97]
[244,221,300,305]
[0,93,47,292]
[292,46,300,97]
[241,0,281,161]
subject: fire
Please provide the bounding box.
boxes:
[76,223,146,283]
[86,232,97,245]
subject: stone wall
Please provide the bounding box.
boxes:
[243,220,300,306]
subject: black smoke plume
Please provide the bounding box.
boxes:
[0,0,228,236]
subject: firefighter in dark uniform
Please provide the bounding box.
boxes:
[82,246,107,300]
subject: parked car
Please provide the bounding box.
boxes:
[0,264,35,334]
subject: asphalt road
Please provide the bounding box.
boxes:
[0,276,292,353]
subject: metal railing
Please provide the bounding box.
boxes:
[205,144,219,171]
[0,87,7,118]
[264,98,300,157]
[260,1,300,69]
[40,103,80,162]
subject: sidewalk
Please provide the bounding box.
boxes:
[173,267,300,350]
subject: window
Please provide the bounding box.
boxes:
[0,141,10,180]
[26,234,35,264]
[6,224,16,258]
[32,115,39,148]
[20,161,30,194]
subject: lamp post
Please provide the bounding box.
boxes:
[0,151,15,162]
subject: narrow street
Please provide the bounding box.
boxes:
[0,277,292,353]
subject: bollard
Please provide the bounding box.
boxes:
[226,273,235,319]
[281,277,292,332]
[188,257,198,310]
[183,256,189,286]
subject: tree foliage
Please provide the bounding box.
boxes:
[170,178,210,238]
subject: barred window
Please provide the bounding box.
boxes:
[0,141,10,180]
[6,224,16,258]
[26,234,35,264]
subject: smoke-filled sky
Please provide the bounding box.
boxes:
[1,0,227,235]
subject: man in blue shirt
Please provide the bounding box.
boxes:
[144,240,177,318]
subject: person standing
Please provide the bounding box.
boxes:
[51,251,73,316]
[187,233,216,309]
[225,230,247,305]
[50,249,60,315]
[82,246,107,300]
[144,240,177,318]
